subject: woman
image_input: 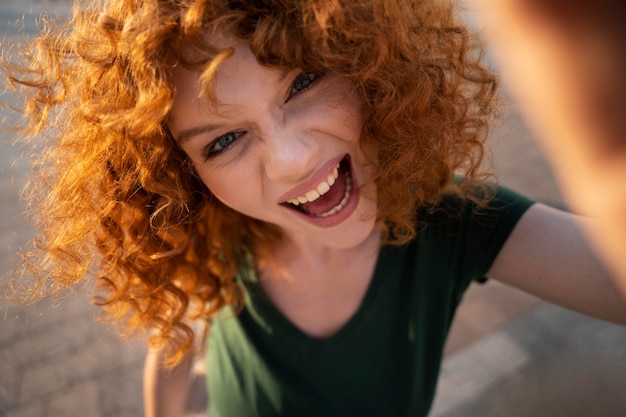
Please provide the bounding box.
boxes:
[4,0,625,416]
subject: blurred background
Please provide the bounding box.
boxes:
[1,1,625,416]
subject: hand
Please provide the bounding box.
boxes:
[472,0,626,293]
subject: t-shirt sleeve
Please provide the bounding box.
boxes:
[421,185,535,286]
[467,186,535,279]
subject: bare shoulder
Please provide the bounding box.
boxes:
[488,203,626,326]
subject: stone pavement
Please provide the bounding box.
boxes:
[1,2,625,417]
[0,3,150,417]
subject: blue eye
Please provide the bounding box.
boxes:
[286,72,318,102]
[203,131,244,160]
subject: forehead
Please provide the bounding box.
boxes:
[168,40,283,128]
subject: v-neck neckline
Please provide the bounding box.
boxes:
[238,248,391,350]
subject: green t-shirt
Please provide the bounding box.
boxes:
[206,186,534,417]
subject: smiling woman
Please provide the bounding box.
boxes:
[3,0,625,416]
[168,41,375,237]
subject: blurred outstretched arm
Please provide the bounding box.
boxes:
[473,0,626,292]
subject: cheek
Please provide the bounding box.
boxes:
[197,170,234,202]
[181,149,245,203]
[195,166,262,214]
[328,98,366,153]
[312,77,363,141]
[330,93,364,143]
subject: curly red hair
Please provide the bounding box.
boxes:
[4,0,497,363]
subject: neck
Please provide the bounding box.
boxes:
[256,226,382,283]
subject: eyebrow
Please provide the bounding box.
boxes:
[175,124,223,144]
[174,69,295,143]
[278,68,292,84]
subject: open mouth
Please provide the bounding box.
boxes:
[281,156,353,218]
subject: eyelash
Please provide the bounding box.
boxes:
[202,131,245,160]
[201,72,321,160]
[285,72,319,103]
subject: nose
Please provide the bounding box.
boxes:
[260,115,320,183]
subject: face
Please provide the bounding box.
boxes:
[167,40,378,250]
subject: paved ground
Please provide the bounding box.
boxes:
[1,1,625,417]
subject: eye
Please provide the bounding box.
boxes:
[202,131,245,160]
[285,72,319,103]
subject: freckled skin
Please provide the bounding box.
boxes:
[168,40,378,250]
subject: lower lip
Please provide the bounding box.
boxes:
[285,159,360,228]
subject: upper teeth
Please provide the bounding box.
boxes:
[287,164,339,206]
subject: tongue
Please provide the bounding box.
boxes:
[299,166,347,216]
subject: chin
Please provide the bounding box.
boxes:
[315,206,379,250]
